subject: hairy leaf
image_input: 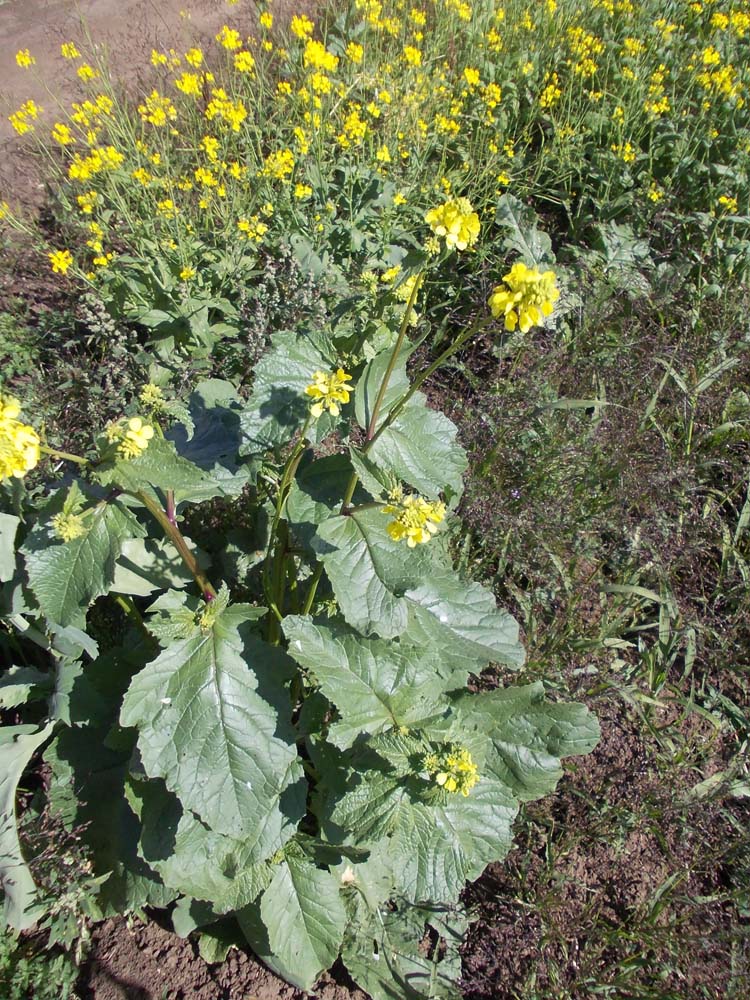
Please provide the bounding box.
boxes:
[23,500,144,629]
[120,603,305,852]
[0,724,54,930]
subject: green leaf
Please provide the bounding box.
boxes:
[403,572,525,673]
[120,603,305,852]
[239,330,339,453]
[45,726,175,916]
[0,513,20,583]
[133,780,273,913]
[255,857,347,991]
[355,345,411,434]
[343,898,465,1000]
[494,193,554,267]
[167,380,251,501]
[23,500,144,629]
[95,435,211,498]
[313,509,436,639]
[286,454,367,552]
[367,401,468,500]
[0,723,54,930]
[0,666,51,710]
[283,617,449,749]
[112,536,205,596]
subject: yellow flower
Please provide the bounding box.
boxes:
[290,14,314,38]
[402,45,422,66]
[234,50,256,73]
[611,140,636,163]
[138,90,178,126]
[77,190,98,214]
[184,47,203,67]
[488,262,560,333]
[262,148,295,180]
[259,10,273,29]
[0,202,9,221]
[717,195,738,213]
[424,197,480,251]
[174,71,203,97]
[463,66,480,86]
[51,122,74,145]
[423,745,479,796]
[303,39,338,73]
[49,249,74,274]
[15,49,35,69]
[376,144,391,163]
[105,416,155,460]
[61,42,81,59]
[0,395,40,481]
[157,198,178,218]
[180,266,196,280]
[9,100,42,135]
[294,182,313,199]
[346,42,364,63]
[382,491,446,547]
[304,368,352,418]
[77,63,99,81]
[236,215,269,243]
[216,25,242,49]
[51,512,87,542]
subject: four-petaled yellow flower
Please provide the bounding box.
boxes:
[423,745,479,796]
[49,249,73,274]
[305,368,352,418]
[382,491,446,547]
[488,261,560,333]
[16,49,35,69]
[105,416,155,460]
[424,197,480,251]
[61,42,81,59]
[0,394,40,481]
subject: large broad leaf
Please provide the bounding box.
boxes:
[45,726,175,916]
[367,400,468,500]
[0,723,54,930]
[342,897,465,1000]
[403,572,525,674]
[23,500,144,629]
[328,688,599,902]
[313,509,436,639]
[286,453,367,553]
[239,330,340,453]
[111,536,207,597]
[246,856,347,991]
[283,617,450,749]
[95,435,211,497]
[0,666,52,710]
[120,602,305,852]
[494,193,554,267]
[167,379,251,502]
[0,513,20,583]
[132,780,272,913]
[354,345,411,434]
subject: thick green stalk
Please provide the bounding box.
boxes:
[135,489,217,601]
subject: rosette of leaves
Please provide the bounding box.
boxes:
[1,310,598,998]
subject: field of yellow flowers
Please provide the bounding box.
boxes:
[1,0,749,997]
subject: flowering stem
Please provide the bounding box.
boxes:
[368,314,492,450]
[134,489,217,601]
[40,445,89,467]
[364,272,424,443]
[264,418,311,643]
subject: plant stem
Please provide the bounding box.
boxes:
[134,489,217,601]
[301,563,324,616]
[40,445,88,466]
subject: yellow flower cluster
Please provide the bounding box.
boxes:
[382,491,446,547]
[9,99,42,136]
[488,262,560,333]
[51,512,87,542]
[304,369,353,418]
[138,90,178,127]
[49,249,74,274]
[68,145,124,182]
[105,416,155,460]
[0,395,40,481]
[205,88,247,131]
[423,745,479,796]
[424,197,480,251]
